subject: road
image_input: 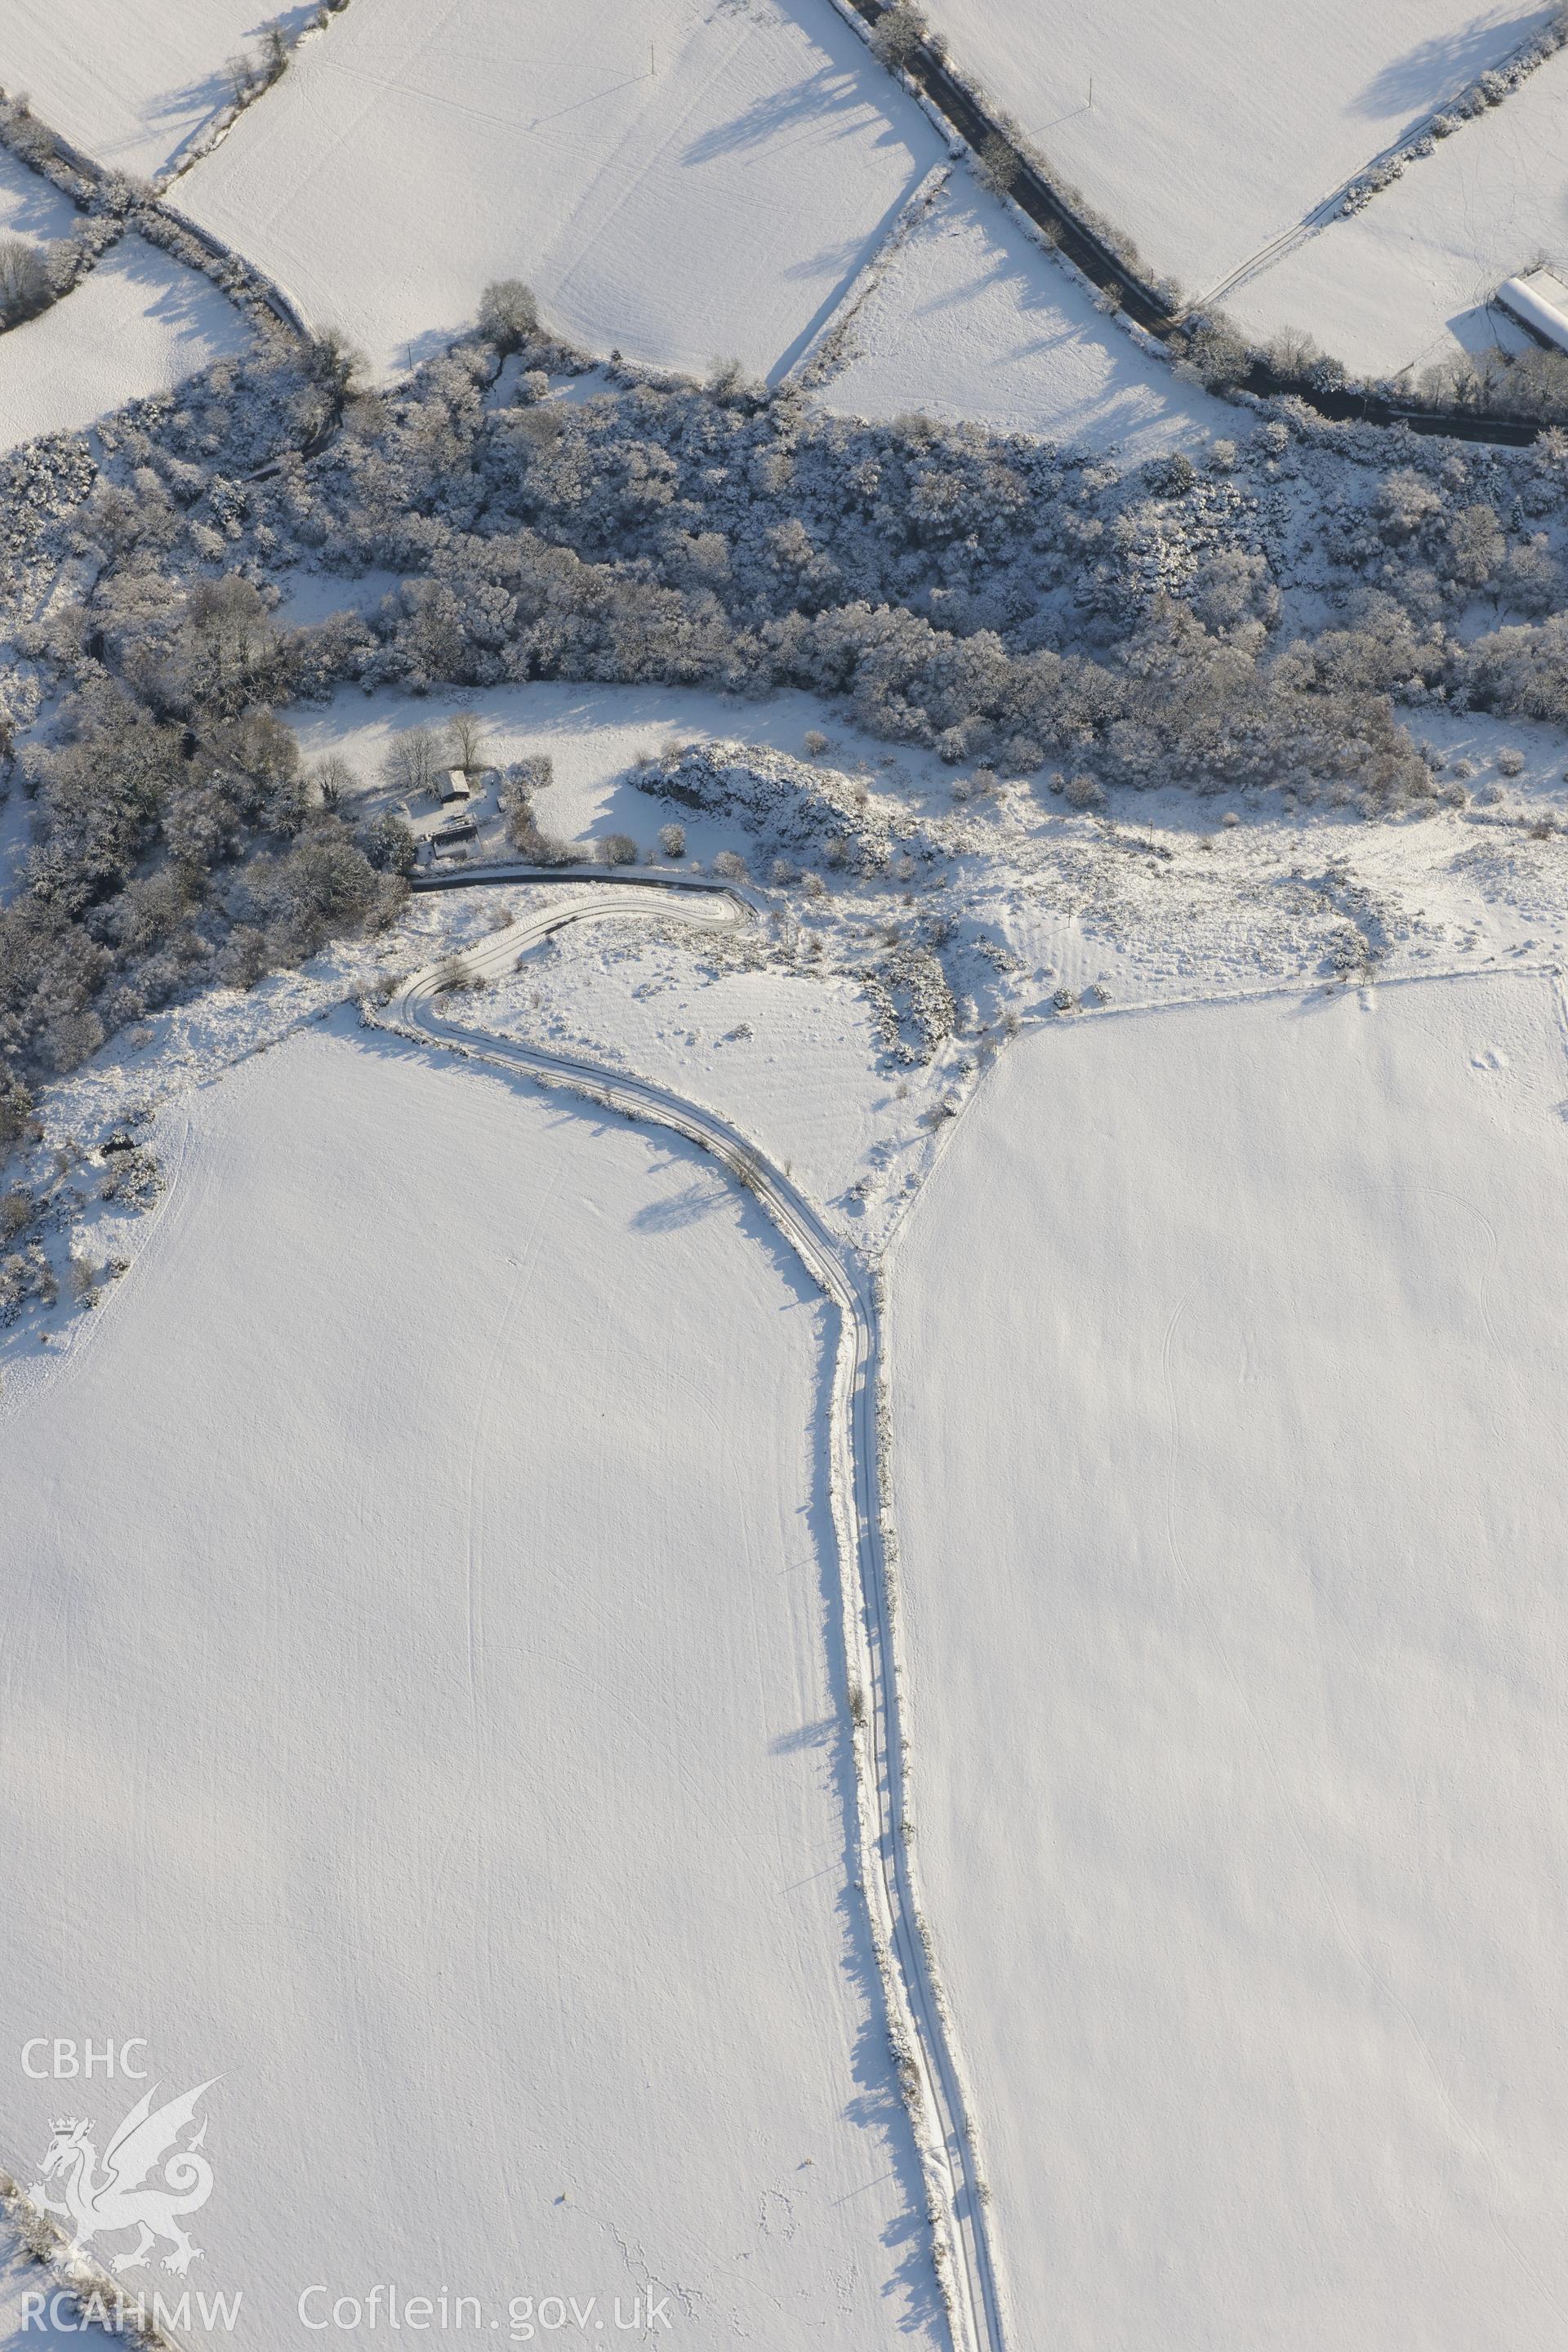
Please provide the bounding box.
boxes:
[837,0,1548,444]
[369,866,1011,2352]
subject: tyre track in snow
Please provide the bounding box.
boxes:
[365,864,1009,2352]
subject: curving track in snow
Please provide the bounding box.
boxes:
[368,865,1009,2352]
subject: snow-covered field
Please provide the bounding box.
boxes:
[1,1020,939,2346]
[448,911,949,1252]
[817,169,1225,458]
[177,0,944,379]
[0,0,284,180]
[13,0,1568,2335]
[1233,47,1568,378]
[888,972,1568,2349]
[0,2236,107,2352]
[917,0,1555,305]
[0,234,251,457]
[0,144,77,247]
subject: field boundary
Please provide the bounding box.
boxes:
[371,877,1013,2352]
[824,0,1560,447]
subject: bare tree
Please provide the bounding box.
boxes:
[446,712,488,773]
[311,754,359,809]
[186,574,274,707]
[310,327,366,421]
[381,725,439,800]
[0,239,51,327]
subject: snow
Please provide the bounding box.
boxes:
[0,786,31,910]
[915,0,1557,301]
[0,1020,940,2345]
[287,679,970,861]
[0,234,252,457]
[887,972,1568,2350]
[0,2238,112,2352]
[176,0,945,380]
[0,0,292,181]
[1232,47,1568,377]
[446,910,956,1251]
[0,145,78,247]
[818,168,1227,459]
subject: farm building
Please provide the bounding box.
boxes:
[1497,266,1568,354]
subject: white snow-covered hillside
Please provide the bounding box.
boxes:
[816,168,1227,458]
[887,971,1568,2351]
[176,0,945,379]
[1232,44,1568,378]
[0,234,252,457]
[915,0,1558,301]
[0,1022,941,2349]
[0,0,293,182]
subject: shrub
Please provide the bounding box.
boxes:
[1497,746,1526,776]
[657,822,686,858]
[505,804,575,862]
[479,279,540,351]
[712,849,750,880]
[1143,452,1196,499]
[1174,315,1251,390]
[217,925,270,991]
[359,810,417,875]
[1065,772,1105,810]
[871,1,925,67]
[598,831,638,865]
[311,753,357,809]
[0,239,51,328]
[974,133,1020,197]
[803,729,830,758]
[309,327,366,420]
[0,1074,32,1150]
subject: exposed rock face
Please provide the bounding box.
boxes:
[651,739,938,879]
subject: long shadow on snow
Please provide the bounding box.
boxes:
[1352,8,1548,122]
[353,1015,945,2338]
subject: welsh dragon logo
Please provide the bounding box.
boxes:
[29,2081,217,2274]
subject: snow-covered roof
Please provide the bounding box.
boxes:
[1496,267,1568,354]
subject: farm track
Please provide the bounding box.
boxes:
[838,0,1552,446]
[370,863,1009,2352]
